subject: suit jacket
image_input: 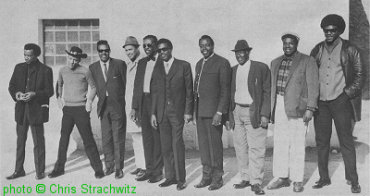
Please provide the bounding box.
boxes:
[194,53,231,118]
[151,58,194,123]
[132,57,159,121]
[229,61,271,128]
[310,38,363,121]
[8,59,54,125]
[89,58,127,118]
[270,51,319,122]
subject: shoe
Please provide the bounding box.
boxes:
[208,179,223,191]
[351,184,361,193]
[130,168,141,175]
[137,169,146,177]
[136,172,151,181]
[48,170,65,178]
[159,179,177,187]
[6,170,26,180]
[115,169,124,179]
[194,179,212,188]
[35,172,45,180]
[95,171,105,179]
[148,174,163,183]
[233,180,251,189]
[267,178,290,190]
[312,179,331,189]
[104,168,115,176]
[293,182,304,192]
[177,182,186,190]
[251,184,265,195]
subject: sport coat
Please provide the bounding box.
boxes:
[89,58,127,117]
[229,61,271,128]
[270,51,319,122]
[8,60,54,125]
[151,58,194,123]
[194,54,231,118]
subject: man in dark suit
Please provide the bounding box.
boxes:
[89,40,127,179]
[226,40,271,195]
[150,38,193,191]
[131,35,164,183]
[193,35,231,191]
[8,43,54,180]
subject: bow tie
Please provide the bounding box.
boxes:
[147,56,156,61]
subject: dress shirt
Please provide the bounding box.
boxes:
[164,56,174,74]
[143,54,158,93]
[235,60,252,105]
[100,59,110,96]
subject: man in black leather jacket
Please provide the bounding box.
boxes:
[310,14,363,194]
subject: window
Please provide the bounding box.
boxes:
[43,19,100,66]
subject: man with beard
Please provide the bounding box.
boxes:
[48,46,104,179]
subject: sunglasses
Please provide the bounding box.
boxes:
[143,44,153,48]
[158,47,170,53]
[323,28,338,33]
[98,49,110,53]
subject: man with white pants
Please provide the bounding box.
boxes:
[267,33,319,192]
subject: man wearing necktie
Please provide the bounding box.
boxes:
[267,33,319,192]
[131,35,164,183]
[89,40,127,179]
[193,35,231,191]
[150,38,193,190]
[122,36,146,178]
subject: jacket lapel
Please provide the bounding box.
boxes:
[167,59,178,80]
[285,52,301,85]
[248,61,256,98]
[93,62,106,86]
[106,59,114,83]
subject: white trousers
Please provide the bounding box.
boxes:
[272,95,307,182]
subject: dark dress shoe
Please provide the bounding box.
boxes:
[233,180,251,189]
[293,182,304,192]
[267,178,290,190]
[351,184,361,193]
[104,168,115,176]
[194,179,212,188]
[312,179,331,189]
[6,170,26,180]
[48,170,65,178]
[148,174,163,183]
[159,179,177,187]
[137,169,145,177]
[35,172,45,180]
[115,169,124,179]
[95,171,105,179]
[136,172,151,181]
[130,168,141,175]
[208,180,223,191]
[177,182,186,191]
[251,184,265,195]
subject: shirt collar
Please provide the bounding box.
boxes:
[203,53,215,62]
[164,56,174,66]
[100,58,110,66]
[283,51,297,60]
[324,37,342,51]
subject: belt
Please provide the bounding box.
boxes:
[143,92,150,96]
[235,103,250,107]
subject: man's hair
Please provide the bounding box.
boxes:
[157,38,173,49]
[199,35,214,46]
[143,35,158,44]
[96,40,110,50]
[24,43,41,57]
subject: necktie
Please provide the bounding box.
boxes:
[165,62,170,74]
[103,63,108,80]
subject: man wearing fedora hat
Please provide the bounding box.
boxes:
[310,14,363,193]
[122,36,146,177]
[226,40,270,195]
[48,46,104,179]
[267,33,319,192]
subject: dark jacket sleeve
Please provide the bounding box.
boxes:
[184,61,194,115]
[260,64,271,119]
[132,60,142,110]
[36,65,54,99]
[217,59,231,114]
[344,45,363,98]
[8,64,20,102]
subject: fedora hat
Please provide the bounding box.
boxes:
[231,40,252,52]
[122,36,140,48]
[65,46,87,59]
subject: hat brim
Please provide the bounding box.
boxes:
[122,44,140,48]
[65,50,87,59]
[231,47,253,52]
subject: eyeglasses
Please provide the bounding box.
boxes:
[98,49,110,53]
[158,47,170,53]
[323,28,338,33]
[143,44,153,48]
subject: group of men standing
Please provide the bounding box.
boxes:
[7,14,363,194]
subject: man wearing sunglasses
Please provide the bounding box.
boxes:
[89,40,127,179]
[131,35,164,183]
[310,14,363,194]
[150,38,193,190]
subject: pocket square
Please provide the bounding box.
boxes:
[41,104,49,108]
